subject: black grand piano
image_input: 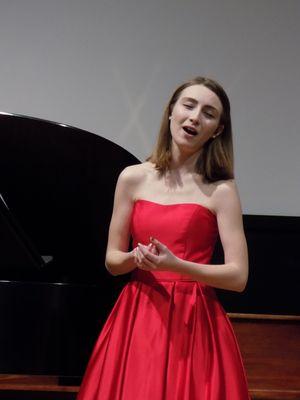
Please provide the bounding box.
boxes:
[0,112,139,378]
[0,112,299,399]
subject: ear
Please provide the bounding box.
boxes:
[214,124,224,137]
[211,125,224,139]
[217,124,224,135]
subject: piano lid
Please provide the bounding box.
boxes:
[0,112,140,284]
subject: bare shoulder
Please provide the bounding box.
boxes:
[117,162,154,195]
[213,178,239,196]
[211,179,243,214]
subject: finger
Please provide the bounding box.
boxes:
[148,243,159,255]
[133,247,143,266]
[133,248,138,264]
[135,250,142,266]
[150,237,165,251]
[136,247,154,269]
[136,247,157,270]
[136,247,143,265]
[138,243,159,264]
[138,243,152,258]
[138,258,157,270]
[138,262,154,271]
[138,243,149,251]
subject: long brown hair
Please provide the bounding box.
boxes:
[146,76,234,183]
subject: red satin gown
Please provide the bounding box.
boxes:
[77,199,250,400]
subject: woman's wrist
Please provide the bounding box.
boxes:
[169,255,182,272]
[105,249,136,275]
[127,249,136,266]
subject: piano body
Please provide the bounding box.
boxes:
[0,112,138,377]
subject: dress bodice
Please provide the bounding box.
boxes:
[130,199,219,282]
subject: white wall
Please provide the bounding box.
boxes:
[0,0,299,216]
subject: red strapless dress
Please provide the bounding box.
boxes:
[77,199,250,399]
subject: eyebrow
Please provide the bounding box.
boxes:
[181,97,219,112]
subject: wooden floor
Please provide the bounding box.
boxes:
[0,375,77,399]
[0,313,299,400]
[1,373,300,400]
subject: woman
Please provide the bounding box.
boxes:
[77,76,250,399]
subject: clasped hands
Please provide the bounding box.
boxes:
[133,236,178,271]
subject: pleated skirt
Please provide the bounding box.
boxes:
[77,276,250,400]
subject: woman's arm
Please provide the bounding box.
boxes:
[136,180,249,292]
[176,180,248,292]
[105,166,139,276]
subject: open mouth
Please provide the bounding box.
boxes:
[182,126,198,136]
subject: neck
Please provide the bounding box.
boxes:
[169,144,202,175]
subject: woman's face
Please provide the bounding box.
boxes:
[169,84,224,154]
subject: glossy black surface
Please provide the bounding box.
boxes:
[0,112,137,375]
[0,112,139,284]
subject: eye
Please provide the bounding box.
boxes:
[204,111,215,118]
[183,104,193,109]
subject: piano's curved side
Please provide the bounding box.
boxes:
[0,112,140,375]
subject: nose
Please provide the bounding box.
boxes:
[189,109,201,125]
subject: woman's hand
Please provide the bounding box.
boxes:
[133,237,179,272]
[133,242,157,271]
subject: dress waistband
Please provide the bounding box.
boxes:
[130,269,198,283]
[130,270,217,298]
[131,276,199,283]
